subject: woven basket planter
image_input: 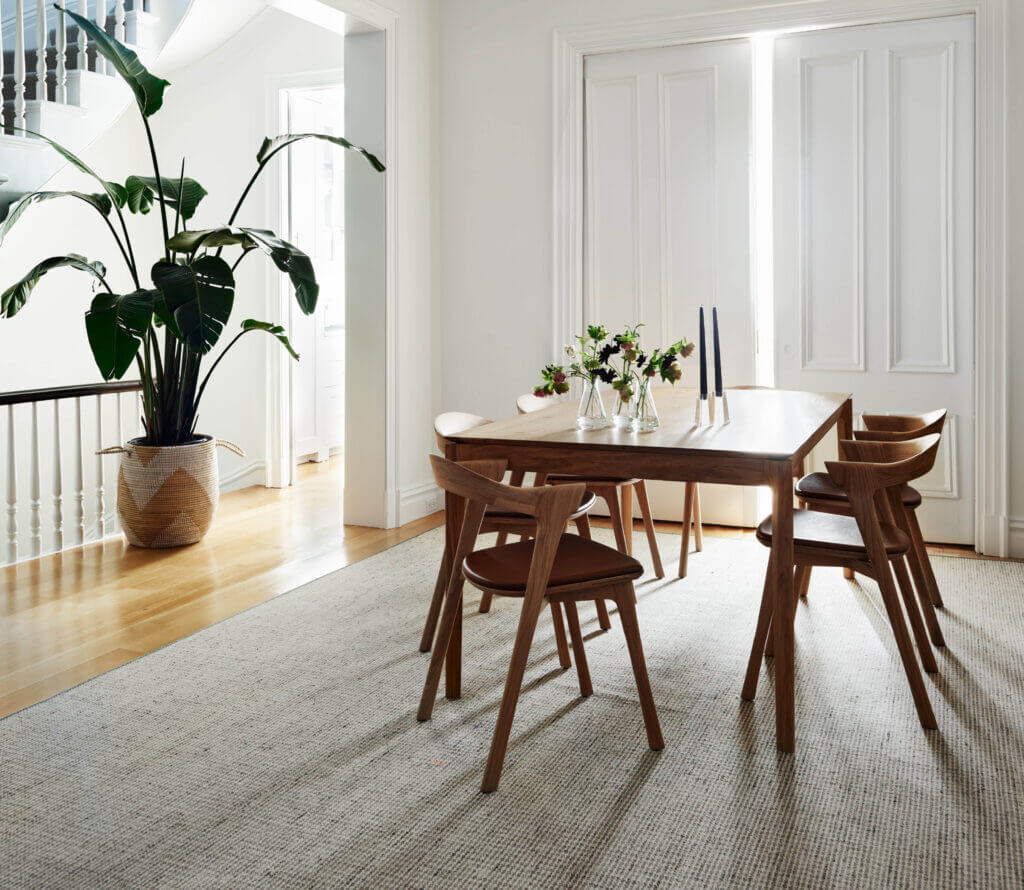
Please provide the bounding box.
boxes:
[104,436,241,549]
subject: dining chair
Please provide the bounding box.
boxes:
[515,392,666,579]
[418,455,664,792]
[794,410,947,647]
[423,413,609,655]
[742,434,942,733]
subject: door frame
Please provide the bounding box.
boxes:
[263,0,399,529]
[553,0,1008,555]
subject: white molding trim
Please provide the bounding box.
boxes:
[798,49,866,373]
[1009,518,1024,559]
[553,0,1008,555]
[262,0,400,530]
[220,460,268,493]
[398,480,442,526]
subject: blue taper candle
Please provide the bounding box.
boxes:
[712,307,723,396]
[698,306,707,398]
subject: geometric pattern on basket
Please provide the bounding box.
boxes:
[117,439,219,548]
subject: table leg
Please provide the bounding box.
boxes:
[770,461,796,752]
[838,397,855,580]
[443,443,464,699]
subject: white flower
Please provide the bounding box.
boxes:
[564,344,577,359]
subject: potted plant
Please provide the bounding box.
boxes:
[0,8,384,548]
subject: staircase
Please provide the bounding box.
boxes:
[0,0,187,207]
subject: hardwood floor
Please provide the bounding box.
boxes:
[0,461,987,720]
[0,459,442,719]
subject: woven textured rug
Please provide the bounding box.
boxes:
[2,528,1023,889]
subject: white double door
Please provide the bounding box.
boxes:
[583,16,975,543]
[584,39,758,526]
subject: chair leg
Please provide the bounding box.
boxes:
[481,594,546,792]
[873,559,938,729]
[891,557,938,673]
[575,516,611,629]
[419,548,451,652]
[621,484,634,556]
[693,485,704,552]
[418,572,465,721]
[495,532,509,547]
[479,591,493,614]
[742,554,775,700]
[903,532,945,646]
[795,564,812,599]
[601,485,629,554]
[678,482,695,578]
[634,480,664,579]
[907,509,944,608]
[563,601,593,697]
[614,584,664,750]
[550,601,572,670]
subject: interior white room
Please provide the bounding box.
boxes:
[1,0,1023,887]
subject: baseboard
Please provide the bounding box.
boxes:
[220,460,266,493]
[399,480,442,526]
[1009,518,1024,559]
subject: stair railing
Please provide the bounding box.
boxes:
[2,0,144,133]
[2,380,142,565]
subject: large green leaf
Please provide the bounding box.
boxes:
[0,190,111,248]
[1,254,107,318]
[85,289,155,379]
[13,127,127,211]
[166,226,318,314]
[241,319,299,360]
[151,256,234,353]
[61,7,170,117]
[120,175,207,221]
[257,133,385,172]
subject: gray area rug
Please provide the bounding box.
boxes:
[2,528,1024,889]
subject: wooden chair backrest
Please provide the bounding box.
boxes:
[826,434,941,494]
[434,412,491,451]
[858,409,946,439]
[429,454,584,521]
[516,393,552,415]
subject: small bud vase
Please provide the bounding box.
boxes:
[576,377,609,430]
[611,390,634,429]
[631,378,660,432]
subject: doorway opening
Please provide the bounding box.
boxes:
[280,79,347,468]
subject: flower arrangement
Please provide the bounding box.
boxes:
[532,323,694,432]
[532,324,614,397]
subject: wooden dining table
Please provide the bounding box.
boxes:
[441,386,853,752]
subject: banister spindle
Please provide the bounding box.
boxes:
[77,0,88,71]
[94,0,107,74]
[56,6,67,103]
[95,394,105,538]
[74,397,85,545]
[30,402,41,556]
[115,0,126,45]
[53,400,64,552]
[35,0,47,101]
[6,405,17,564]
[14,0,27,131]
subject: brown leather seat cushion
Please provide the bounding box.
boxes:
[546,474,641,486]
[795,472,922,509]
[484,490,596,522]
[463,534,643,592]
[756,509,910,555]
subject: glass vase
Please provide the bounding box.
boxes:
[576,377,609,430]
[611,386,635,429]
[631,378,660,432]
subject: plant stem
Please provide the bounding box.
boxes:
[141,115,171,260]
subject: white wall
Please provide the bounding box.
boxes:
[437,0,1024,552]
